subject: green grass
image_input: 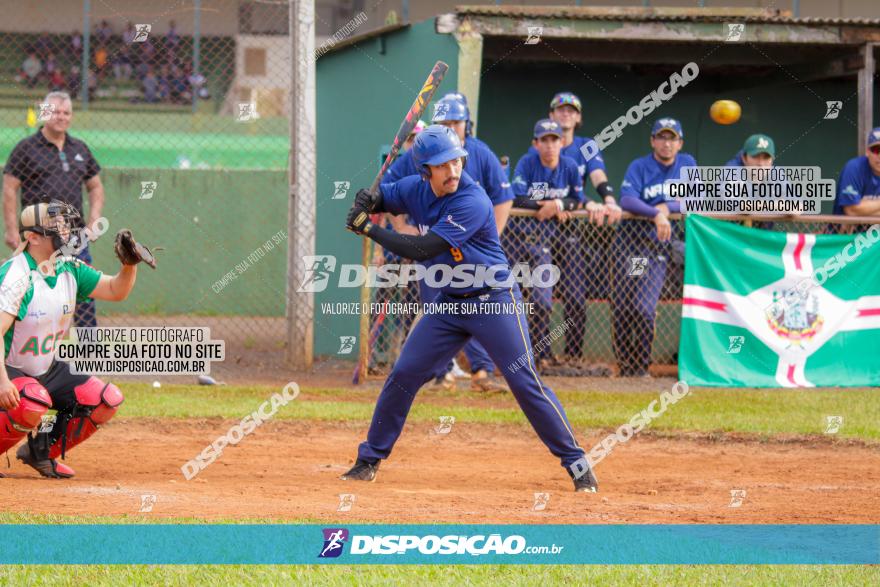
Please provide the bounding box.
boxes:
[0,564,875,586]
[116,383,880,441]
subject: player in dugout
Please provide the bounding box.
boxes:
[612,118,695,377]
[545,91,622,363]
[0,201,155,479]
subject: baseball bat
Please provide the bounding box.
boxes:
[354,60,449,384]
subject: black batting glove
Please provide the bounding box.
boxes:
[346,202,374,235]
[354,188,383,213]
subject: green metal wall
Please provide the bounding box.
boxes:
[91,168,288,316]
[314,19,459,355]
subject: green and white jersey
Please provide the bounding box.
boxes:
[0,251,102,376]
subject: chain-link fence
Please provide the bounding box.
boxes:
[363,212,869,379]
[0,1,295,378]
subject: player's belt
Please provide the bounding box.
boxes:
[445,286,497,300]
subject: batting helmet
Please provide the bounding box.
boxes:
[411,125,468,177]
[432,95,469,124]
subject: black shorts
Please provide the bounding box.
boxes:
[6,361,91,413]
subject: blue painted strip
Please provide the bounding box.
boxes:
[0,525,876,564]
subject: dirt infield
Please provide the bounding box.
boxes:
[2,419,878,523]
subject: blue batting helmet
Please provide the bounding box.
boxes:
[432,95,470,123]
[411,125,468,176]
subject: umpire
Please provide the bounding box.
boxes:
[2,91,104,327]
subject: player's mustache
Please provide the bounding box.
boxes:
[444,176,460,184]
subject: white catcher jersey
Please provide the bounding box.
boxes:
[0,251,102,376]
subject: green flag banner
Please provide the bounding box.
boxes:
[680,215,880,387]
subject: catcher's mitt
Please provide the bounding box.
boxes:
[114,229,157,269]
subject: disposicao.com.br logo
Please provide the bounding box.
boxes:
[317,529,564,557]
[297,255,560,293]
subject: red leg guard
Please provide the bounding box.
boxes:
[49,377,123,459]
[0,378,52,454]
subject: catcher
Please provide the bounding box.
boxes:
[0,201,156,478]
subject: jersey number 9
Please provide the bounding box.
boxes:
[449,247,463,262]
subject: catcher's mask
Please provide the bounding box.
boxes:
[19,201,84,252]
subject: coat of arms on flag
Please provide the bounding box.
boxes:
[679,215,880,387]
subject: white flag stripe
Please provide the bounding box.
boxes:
[781,232,815,278]
[774,357,814,388]
[682,304,745,327]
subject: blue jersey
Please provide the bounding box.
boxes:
[620,152,698,207]
[382,137,513,206]
[725,151,744,167]
[834,156,880,214]
[379,172,511,294]
[511,152,585,203]
[620,152,696,240]
[529,136,606,186]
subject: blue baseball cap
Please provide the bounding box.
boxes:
[652,117,683,139]
[533,118,563,139]
[867,127,880,147]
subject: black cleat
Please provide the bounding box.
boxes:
[340,459,380,481]
[571,466,599,493]
[16,443,75,478]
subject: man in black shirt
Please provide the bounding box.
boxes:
[3,91,105,327]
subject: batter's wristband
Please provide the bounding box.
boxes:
[596,181,614,198]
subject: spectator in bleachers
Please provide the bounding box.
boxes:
[95,20,113,45]
[94,44,109,80]
[86,69,98,101]
[137,37,156,70]
[122,21,137,45]
[48,69,65,92]
[20,52,42,88]
[142,67,159,103]
[112,46,133,81]
[44,53,58,78]
[166,20,181,52]
[168,64,188,103]
[34,32,53,59]
[70,30,83,61]
[186,65,210,100]
[134,59,150,82]
[157,64,171,101]
[67,65,81,99]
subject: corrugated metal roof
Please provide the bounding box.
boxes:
[454,5,880,27]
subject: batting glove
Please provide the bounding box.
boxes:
[354,188,383,213]
[346,203,374,235]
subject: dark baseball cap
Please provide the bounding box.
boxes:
[533,118,563,139]
[867,127,880,147]
[651,117,683,138]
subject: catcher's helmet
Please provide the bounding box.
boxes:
[19,200,83,251]
[411,125,468,177]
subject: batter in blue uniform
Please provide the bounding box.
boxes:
[382,94,514,392]
[508,119,598,367]
[613,118,694,377]
[342,125,598,492]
